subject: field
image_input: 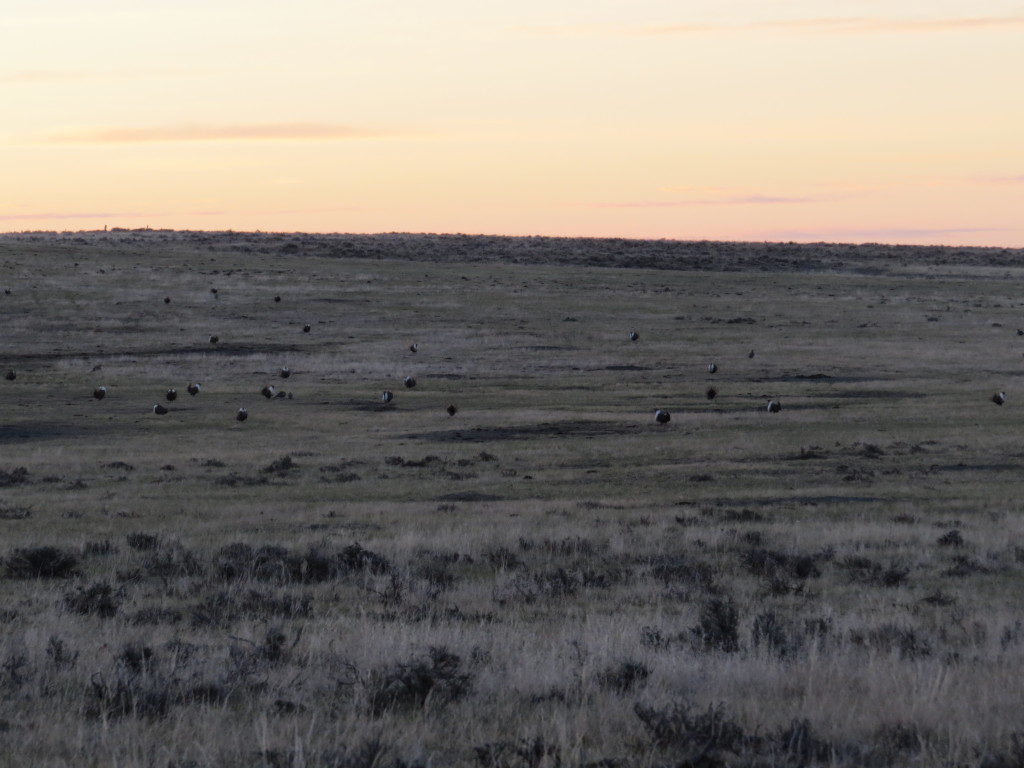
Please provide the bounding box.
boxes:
[1,230,1024,767]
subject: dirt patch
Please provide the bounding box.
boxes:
[414,420,644,442]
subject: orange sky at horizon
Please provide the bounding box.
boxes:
[2,1,1023,247]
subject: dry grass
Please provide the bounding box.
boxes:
[1,230,1024,766]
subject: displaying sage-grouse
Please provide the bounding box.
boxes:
[280,367,291,379]
[629,331,639,341]
[707,363,718,374]
[236,407,248,422]
[655,409,671,425]
[93,386,107,400]
[993,391,1006,406]
[153,404,169,415]
[261,385,276,399]
[381,390,394,403]
[446,404,458,417]
[767,400,782,413]
[404,376,417,389]
[706,386,718,401]
[187,382,201,396]
[165,388,177,402]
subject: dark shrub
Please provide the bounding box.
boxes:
[597,659,650,694]
[692,598,740,653]
[64,582,123,618]
[365,647,471,716]
[6,546,80,579]
[634,700,745,756]
[126,532,160,551]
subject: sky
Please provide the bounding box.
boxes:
[2,0,1023,246]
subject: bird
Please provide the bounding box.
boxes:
[706,386,717,401]
[1018,329,1023,337]
[302,324,311,333]
[4,370,15,381]
[210,288,218,298]
[209,335,219,344]
[187,382,201,396]
[748,350,755,359]
[280,367,291,379]
[707,363,718,374]
[767,400,781,413]
[165,388,177,402]
[446,404,458,417]
[153,404,169,415]
[409,343,419,354]
[404,376,417,389]
[992,391,1006,406]
[381,390,394,403]
[274,295,281,303]
[261,385,276,399]
[655,409,671,424]
[93,386,107,400]
[274,390,288,399]
[236,407,248,422]
[163,297,171,304]
[629,331,639,341]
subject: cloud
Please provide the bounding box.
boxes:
[595,192,844,208]
[42,123,386,145]
[630,15,1024,36]
[762,226,1013,242]
[1,68,180,86]
[0,211,122,221]
[978,174,1024,185]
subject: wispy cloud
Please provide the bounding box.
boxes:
[1,68,179,86]
[0,211,122,221]
[977,174,1024,185]
[594,192,846,209]
[560,15,1024,37]
[42,123,387,145]
[762,226,1014,242]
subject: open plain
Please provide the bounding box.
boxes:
[1,230,1024,767]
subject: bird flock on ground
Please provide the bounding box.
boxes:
[2,297,1011,428]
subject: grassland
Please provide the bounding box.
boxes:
[1,229,1023,767]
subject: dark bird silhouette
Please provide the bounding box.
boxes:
[4,370,15,381]
[302,324,311,333]
[163,297,171,304]
[748,350,755,358]
[210,288,218,297]
[93,386,107,400]
[280,367,291,379]
[261,385,276,399]
[153,404,169,415]
[381,390,394,403]
[767,400,781,413]
[165,388,177,402]
[629,331,639,341]
[655,409,671,424]
[404,376,417,389]
[187,382,201,396]
[236,407,248,422]
[274,295,281,303]
[209,335,219,344]
[446,404,458,417]
[409,343,419,353]
[706,386,717,400]
[274,390,288,399]
[1018,329,1023,337]
[993,391,1006,406]
[707,363,718,374]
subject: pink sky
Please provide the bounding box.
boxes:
[2,1,1022,247]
